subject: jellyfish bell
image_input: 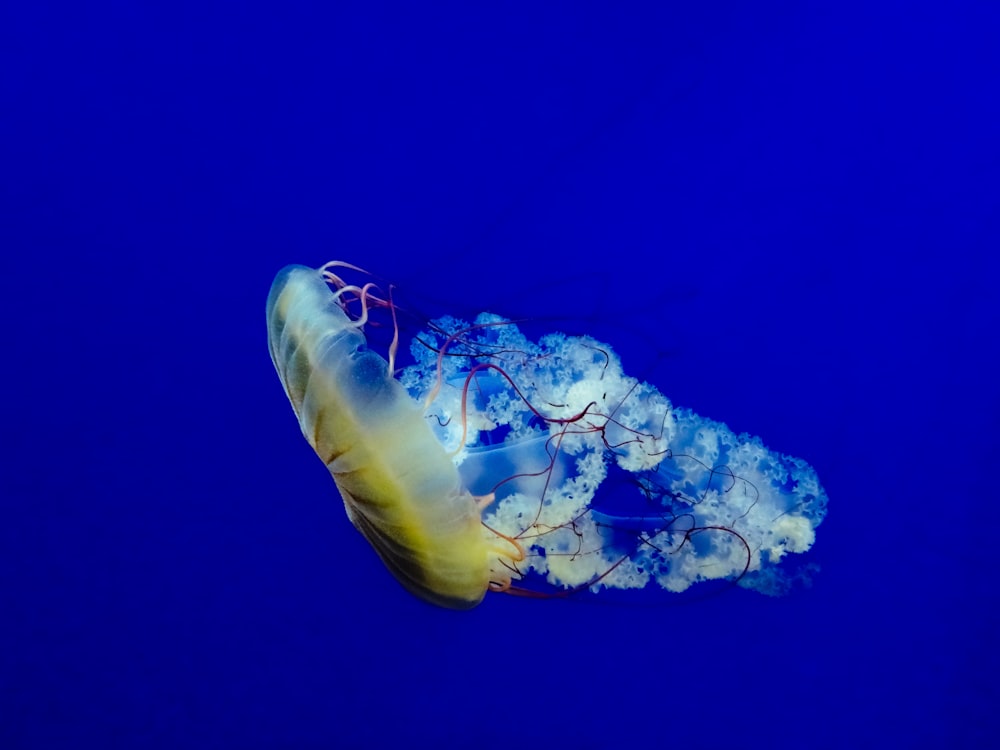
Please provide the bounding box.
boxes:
[266,261,829,609]
[266,263,530,609]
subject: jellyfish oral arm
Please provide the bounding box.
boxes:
[400,312,828,598]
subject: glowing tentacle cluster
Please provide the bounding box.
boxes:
[399,313,828,596]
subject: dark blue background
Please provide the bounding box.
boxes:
[2,3,997,748]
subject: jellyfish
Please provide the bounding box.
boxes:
[266,262,828,609]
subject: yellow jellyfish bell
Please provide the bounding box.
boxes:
[266,263,521,609]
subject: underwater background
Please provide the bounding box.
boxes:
[2,3,997,748]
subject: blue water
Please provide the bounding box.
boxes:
[2,3,997,748]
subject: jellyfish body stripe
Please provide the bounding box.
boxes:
[266,265,493,608]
